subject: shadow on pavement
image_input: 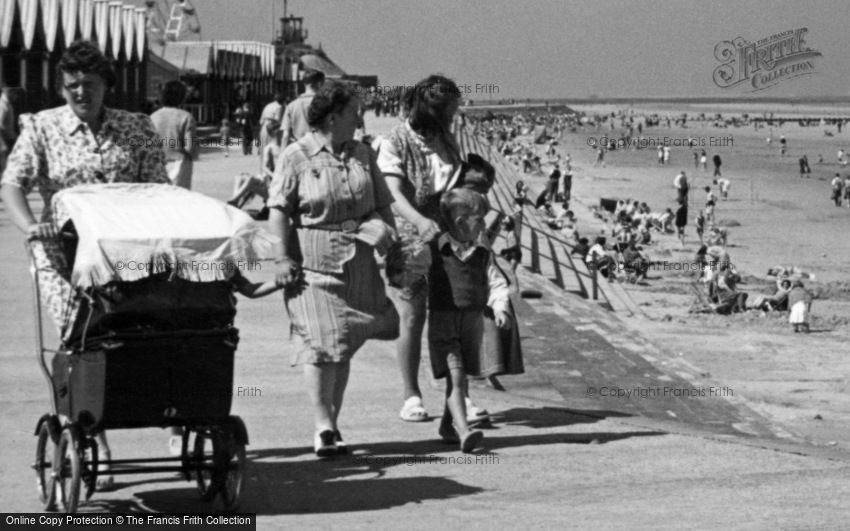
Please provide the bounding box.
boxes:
[490,406,633,429]
[67,408,664,514]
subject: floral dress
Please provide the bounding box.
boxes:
[1,105,169,333]
[376,121,463,298]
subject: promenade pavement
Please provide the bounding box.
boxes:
[0,122,848,529]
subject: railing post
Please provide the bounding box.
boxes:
[591,262,599,301]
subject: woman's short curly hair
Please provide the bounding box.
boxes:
[306,80,357,128]
[58,40,116,87]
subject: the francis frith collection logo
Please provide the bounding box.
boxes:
[712,28,821,92]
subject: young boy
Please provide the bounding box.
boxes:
[429,189,511,453]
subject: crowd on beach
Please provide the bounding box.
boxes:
[465,105,837,333]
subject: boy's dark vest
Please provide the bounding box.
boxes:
[428,240,490,311]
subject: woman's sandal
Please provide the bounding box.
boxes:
[399,396,428,422]
[314,430,337,459]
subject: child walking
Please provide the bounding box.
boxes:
[428,189,511,452]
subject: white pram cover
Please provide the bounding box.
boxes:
[52,183,277,288]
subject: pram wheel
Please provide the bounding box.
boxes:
[192,423,247,512]
[193,431,217,501]
[54,427,82,513]
[218,433,246,513]
[34,417,58,510]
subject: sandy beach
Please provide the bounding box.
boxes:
[438,103,850,452]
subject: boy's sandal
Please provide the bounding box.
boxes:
[399,396,428,422]
[460,430,484,454]
[439,421,460,444]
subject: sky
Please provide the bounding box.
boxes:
[142,0,850,99]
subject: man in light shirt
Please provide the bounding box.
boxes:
[281,69,325,145]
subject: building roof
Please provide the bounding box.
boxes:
[155,40,276,79]
[299,53,346,78]
[161,43,212,75]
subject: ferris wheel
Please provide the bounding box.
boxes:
[145,0,202,48]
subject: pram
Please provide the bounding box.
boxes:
[29,184,274,513]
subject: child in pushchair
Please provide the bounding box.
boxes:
[29,183,277,513]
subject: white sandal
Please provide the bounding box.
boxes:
[399,396,428,422]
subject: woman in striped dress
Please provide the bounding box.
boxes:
[268,81,399,457]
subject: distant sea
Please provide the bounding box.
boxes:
[504,96,850,105]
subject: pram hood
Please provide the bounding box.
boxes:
[52,183,278,288]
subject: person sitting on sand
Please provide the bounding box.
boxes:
[614,199,627,219]
[710,262,747,314]
[705,225,728,247]
[636,218,652,244]
[572,237,590,260]
[586,236,618,280]
[649,208,674,233]
[622,241,650,282]
[750,279,792,312]
[696,245,732,297]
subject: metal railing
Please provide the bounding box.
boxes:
[456,126,641,315]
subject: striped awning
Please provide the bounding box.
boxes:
[157,40,276,79]
[0,0,145,61]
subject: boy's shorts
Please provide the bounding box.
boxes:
[428,310,483,379]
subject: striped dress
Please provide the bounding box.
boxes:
[268,133,399,364]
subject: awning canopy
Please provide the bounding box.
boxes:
[0,0,145,61]
[299,53,346,78]
[156,40,276,79]
[161,43,212,75]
